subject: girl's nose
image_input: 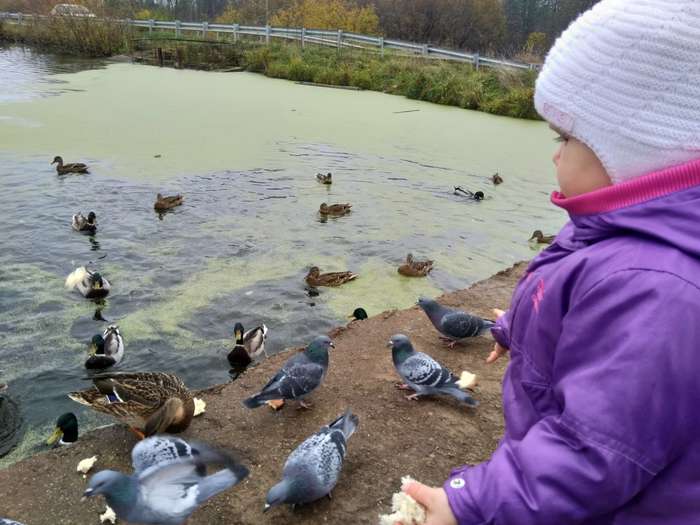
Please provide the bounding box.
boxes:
[552,145,562,166]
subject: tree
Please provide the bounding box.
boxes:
[271,0,380,34]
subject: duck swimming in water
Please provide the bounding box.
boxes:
[316,172,332,184]
[72,211,97,234]
[349,308,368,321]
[85,325,124,370]
[46,412,79,447]
[52,155,88,175]
[65,266,111,299]
[305,266,358,288]
[154,193,184,211]
[491,173,504,185]
[529,230,555,244]
[398,253,434,277]
[453,187,484,201]
[319,202,352,217]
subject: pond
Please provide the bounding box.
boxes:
[0,45,566,465]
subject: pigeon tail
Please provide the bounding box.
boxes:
[439,386,479,407]
[195,466,249,505]
[242,393,269,409]
[329,410,359,440]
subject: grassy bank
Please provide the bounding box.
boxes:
[0,19,538,119]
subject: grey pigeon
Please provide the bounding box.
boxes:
[418,297,494,347]
[83,436,249,525]
[243,335,333,409]
[265,410,359,511]
[388,334,478,406]
[1,520,26,525]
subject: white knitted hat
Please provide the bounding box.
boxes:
[535,0,700,184]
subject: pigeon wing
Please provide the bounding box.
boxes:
[137,462,202,520]
[440,311,483,339]
[258,353,324,400]
[132,436,198,474]
[400,352,453,389]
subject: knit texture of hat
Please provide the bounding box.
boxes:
[534,0,700,184]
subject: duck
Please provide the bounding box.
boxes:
[51,155,88,175]
[238,322,268,359]
[492,173,504,185]
[85,325,124,370]
[398,253,434,277]
[65,266,111,299]
[529,230,555,244]
[154,193,184,211]
[305,266,358,287]
[454,187,485,201]
[316,172,332,184]
[68,372,195,439]
[46,412,79,447]
[319,202,352,216]
[71,211,97,234]
[349,307,368,321]
[227,324,252,369]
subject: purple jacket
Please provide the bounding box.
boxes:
[445,160,700,524]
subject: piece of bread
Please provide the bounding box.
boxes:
[378,476,427,525]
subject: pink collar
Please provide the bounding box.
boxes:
[551,158,700,215]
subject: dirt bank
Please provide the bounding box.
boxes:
[0,262,526,525]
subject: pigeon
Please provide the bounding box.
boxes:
[243,335,333,409]
[83,436,249,525]
[388,334,478,406]
[265,410,359,511]
[417,297,494,348]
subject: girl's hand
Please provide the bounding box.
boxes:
[486,308,508,364]
[395,481,457,525]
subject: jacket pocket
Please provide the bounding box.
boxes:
[521,380,560,418]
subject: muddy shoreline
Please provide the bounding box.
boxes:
[0,262,526,525]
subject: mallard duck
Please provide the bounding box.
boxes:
[85,325,124,370]
[398,253,434,277]
[65,266,111,299]
[68,372,195,439]
[154,193,184,211]
[529,230,555,244]
[239,322,268,359]
[349,307,368,321]
[454,187,484,201]
[228,324,252,369]
[46,412,79,446]
[305,266,358,287]
[319,202,352,216]
[72,211,97,234]
[52,155,88,175]
[492,173,503,185]
[316,172,332,184]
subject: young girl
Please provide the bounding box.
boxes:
[401,1,700,523]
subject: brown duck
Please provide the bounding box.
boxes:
[305,266,358,287]
[316,172,332,184]
[492,173,504,185]
[52,155,88,175]
[154,193,184,211]
[319,202,352,216]
[529,230,555,244]
[68,372,195,439]
[398,253,434,277]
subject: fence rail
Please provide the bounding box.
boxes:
[0,11,540,71]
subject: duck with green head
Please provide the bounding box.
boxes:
[72,211,97,234]
[47,412,79,446]
[85,325,124,370]
[349,308,368,321]
[65,266,111,300]
[227,322,252,370]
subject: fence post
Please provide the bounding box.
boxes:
[379,36,384,57]
[175,20,181,37]
[337,29,342,49]
[265,24,271,44]
[17,12,23,24]
[474,52,480,70]
[149,18,154,34]
[422,44,428,57]
[233,23,239,42]
[301,27,306,49]
[202,21,208,37]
